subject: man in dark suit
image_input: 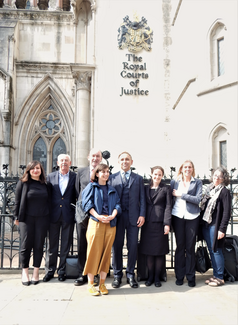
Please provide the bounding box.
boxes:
[74,148,102,286]
[43,154,77,282]
[108,152,146,288]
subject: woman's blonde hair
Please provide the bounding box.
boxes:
[177,160,195,180]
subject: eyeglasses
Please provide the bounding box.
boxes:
[213,174,224,180]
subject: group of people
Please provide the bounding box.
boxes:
[14,149,231,294]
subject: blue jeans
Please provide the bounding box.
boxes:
[202,224,224,280]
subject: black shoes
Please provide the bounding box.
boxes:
[154,281,162,287]
[188,281,196,287]
[22,281,31,286]
[112,277,121,288]
[145,280,153,287]
[58,274,66,281]
[127,277,138,288]
[31,280,39,285]
[74,275,87,286]
[43,273,54,282]
[175,279,184,286]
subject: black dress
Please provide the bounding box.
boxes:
[140,183,172,256]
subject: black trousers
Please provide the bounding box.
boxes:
[172,215,200,282]
[76,221,88,276]
[45,214,74,275]
[112,210,139,278]
[19,214,49,268]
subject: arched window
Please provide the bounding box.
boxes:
[210,22,226,80]
[30,104,69,173]
[52,138,67,170]
[33,137,47,172]
[210,125,228,169]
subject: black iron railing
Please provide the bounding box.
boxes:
[0,165,237,269]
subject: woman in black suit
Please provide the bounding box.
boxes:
[140,166,172,287]
[14,161,51,286]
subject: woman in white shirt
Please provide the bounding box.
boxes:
[170,160,202,287]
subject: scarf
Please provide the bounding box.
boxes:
[200,183,224,224]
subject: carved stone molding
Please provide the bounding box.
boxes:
[91,0,96,13]
[0,69,12,113]
[73,71,92,91]
[8,34,16,42]
[16,61,72,76]
[70,64,95,92]
[0,8,73,22]
[2,110,11,121]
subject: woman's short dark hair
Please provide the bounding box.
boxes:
[21,160,46,184]
[91,163,109,183]
[211,166,230,186]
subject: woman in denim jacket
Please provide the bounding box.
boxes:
[82,163,121,296]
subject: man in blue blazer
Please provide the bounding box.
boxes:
[108,152,146,288]
[43,154,77,282]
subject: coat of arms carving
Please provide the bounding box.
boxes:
[118,15,153,53]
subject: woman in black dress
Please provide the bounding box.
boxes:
[140,166,172,287]
[14,161,51,286]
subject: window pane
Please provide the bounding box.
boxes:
[217,38,225,76]
[220,141,227,168]
[33,137,47,173]
[52,138,66,171]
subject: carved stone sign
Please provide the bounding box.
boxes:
[118,15,153,53]
[120,53,149,96]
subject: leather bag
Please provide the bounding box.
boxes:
[195,242,211,274]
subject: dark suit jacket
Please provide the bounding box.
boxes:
[108,171,146,226]
[14,180,52,222]
[201,187,231,251]
[170,178,202,215]
[47,170,77,224]
[75,166,90,199]
[145,182,172,226]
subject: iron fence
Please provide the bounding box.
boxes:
[0,165,237,270]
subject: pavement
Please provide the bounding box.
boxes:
[0,269,237,325]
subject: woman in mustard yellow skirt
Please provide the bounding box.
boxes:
[82,163,121,296]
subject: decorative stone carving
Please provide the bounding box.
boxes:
[62,0,69,11]
[2,110,11,121]
[73,71,92,92]
[38,0,49,10]
[118,14,153,52]
[0,9,73,22]
[15,0,26,9]
[91,0,96,13]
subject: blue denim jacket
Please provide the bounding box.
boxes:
[82,182,121,227]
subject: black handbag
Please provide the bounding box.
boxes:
[65,255,79,279]
[195,241,211,274]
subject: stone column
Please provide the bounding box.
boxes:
[0,72,12,171]
[73,71,92,167]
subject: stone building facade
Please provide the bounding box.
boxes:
[0,0,237,176]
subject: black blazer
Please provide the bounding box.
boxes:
[145,182,172,226]
[202,187,231,251]
[75,166,90,200]
[47,170,77,224]
[14,180,52,222]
